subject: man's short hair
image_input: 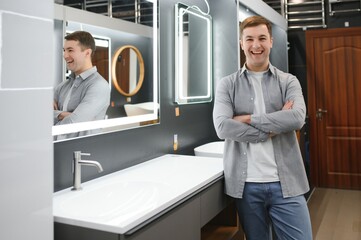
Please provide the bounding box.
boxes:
[239,16,272,39]
[65,31,96,57]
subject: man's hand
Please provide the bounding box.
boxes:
[58,111,71,121]
[269,132,277,138]
[282,100,294,110]
[53,101,58,110]
[269,100,294,138]
[233,114,251,124]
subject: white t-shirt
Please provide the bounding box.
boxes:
[246,71,279,182]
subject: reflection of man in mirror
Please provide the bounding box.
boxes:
[54,31,110,140]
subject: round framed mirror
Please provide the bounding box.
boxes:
[111,45,145,97]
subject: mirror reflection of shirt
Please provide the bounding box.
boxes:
[53,66,110,139]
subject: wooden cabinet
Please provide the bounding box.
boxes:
[55,178,242,240]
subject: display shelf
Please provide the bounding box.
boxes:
[329,0,361,16]
[285,0,326,30]
[62,0,154,26]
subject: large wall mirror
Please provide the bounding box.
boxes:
[53,3,159,141]
[175,2,212,104]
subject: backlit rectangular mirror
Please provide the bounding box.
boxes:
[175,2,212,104]
[53,2,159,141]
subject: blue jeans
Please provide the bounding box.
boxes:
[235,182,312,240]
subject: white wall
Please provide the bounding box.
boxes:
[0,0,53,240]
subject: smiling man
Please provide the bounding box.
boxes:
[53,31,110,140]
[213,16,312,240]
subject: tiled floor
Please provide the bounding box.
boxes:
[308,188,361,240]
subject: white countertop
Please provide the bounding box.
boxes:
[53,154,224,234]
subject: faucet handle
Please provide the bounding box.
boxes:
[73,151,90,160]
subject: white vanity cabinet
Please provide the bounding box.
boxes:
[54,178,236,240]
[54,155,242,240]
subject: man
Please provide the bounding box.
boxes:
[213,16,312,239]
[54,31,110,140]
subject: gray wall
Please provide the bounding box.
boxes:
[0,0,53,240]
[54,0,239,191]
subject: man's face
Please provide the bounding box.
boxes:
[63,40,90,76]
[240,24,273,72]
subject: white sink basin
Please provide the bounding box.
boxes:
[53,154,223,234]
[56,181,173,223]
[124,102,158,116]
[194,141,224,158]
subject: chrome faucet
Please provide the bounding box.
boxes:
[72,151,103,191]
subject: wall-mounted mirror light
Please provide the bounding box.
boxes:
[53,3,159,141]
[175,2,212,104]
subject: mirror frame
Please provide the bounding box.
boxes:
[111,45,145,97]
[53,3,159,139]
[174,2,213,105]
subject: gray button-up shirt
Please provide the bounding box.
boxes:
[213,64,309,198]
[53,66,110,140]
[54,66,110,125]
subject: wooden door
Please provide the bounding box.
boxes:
[306,27,361,189]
